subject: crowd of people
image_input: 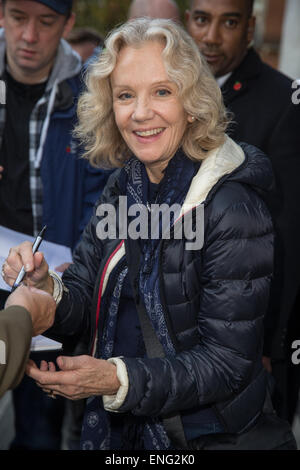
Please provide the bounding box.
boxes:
[0,0,299,451]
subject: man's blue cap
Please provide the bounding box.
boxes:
[33,0,73,15]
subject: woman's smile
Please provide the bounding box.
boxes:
[133,127,166,143]
[111,41,188,182]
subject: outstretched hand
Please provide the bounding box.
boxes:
[26,355,121,400]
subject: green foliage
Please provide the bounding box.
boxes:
[73,0,190,37]
[177,0,190,18]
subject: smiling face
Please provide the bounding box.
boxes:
[186,0,255,78]
[110,41,191,183]
[0,0,75,84]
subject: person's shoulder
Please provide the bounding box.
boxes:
[227,52,294,118]
[207,179,259,216]
[94,167,122,206]
[249,49,293,93]
[260,59,293,88]
[54,39,84,95]
[206,179,272,244]
[206,147,273,233]
[65,72,83,96]
[235,49,293,94]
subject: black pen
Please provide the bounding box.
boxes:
[11,225,47,291]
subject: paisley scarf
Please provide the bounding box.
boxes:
[80,149,198,450]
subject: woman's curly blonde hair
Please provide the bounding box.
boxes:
[75,17,230,168]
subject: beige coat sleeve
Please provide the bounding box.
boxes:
[0,306,33,398]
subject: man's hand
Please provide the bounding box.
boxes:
[5,285,56,336]
[0,165,3,180]
[26,355,121,400]
[1,241,53,293]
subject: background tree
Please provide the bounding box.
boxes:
[73,0,190,37]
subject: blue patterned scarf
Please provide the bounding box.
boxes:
[80,149,198,450]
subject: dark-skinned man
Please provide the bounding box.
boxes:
[186,0,300,424]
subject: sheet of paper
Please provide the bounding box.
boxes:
[0,225,72,352]
[0,225,72,291]
[30,335,63,352]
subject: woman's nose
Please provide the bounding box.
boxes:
[132,97,154,121]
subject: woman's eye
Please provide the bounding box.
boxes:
[156,89,170,97]
[119,92,132,100]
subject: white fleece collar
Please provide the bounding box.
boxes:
[99,136,245,298]
[180,135,245,216]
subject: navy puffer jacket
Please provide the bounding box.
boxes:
[53,136,274,435]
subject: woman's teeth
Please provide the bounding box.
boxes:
[135,128,164,137]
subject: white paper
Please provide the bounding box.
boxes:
[0,225,72,352]
[0,225,72,291]
[30,335,62,352]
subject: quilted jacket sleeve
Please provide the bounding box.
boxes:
[49,216,101,338]
[118,181,273,416]
[47,171,121,339]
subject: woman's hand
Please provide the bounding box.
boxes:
[2,241,53,294]
[26,355,121,400]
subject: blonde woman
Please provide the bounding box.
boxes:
[3,18,277,450]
